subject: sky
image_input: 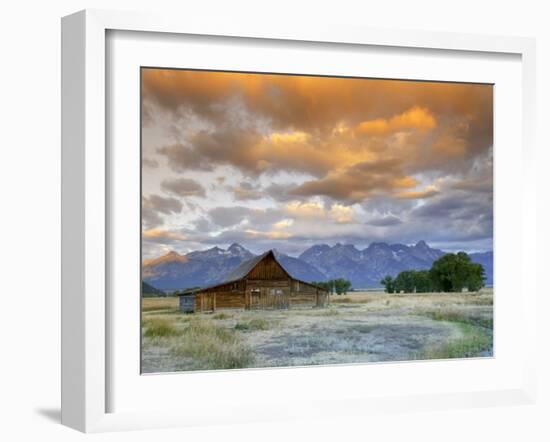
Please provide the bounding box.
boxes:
[141,68,493,259]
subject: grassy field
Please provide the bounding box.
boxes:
[141,288,493,373]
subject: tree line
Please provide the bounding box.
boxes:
[311,278,352,295]
[380,252,485,294]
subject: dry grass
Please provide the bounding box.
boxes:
[312,307,340,317]
[172,319,254,370]
[143,317,180,338]
[141,296,179,312]
[333,289,493,313]
[235,318,271,331]
[331,297,353,304]
[212,312,232,320]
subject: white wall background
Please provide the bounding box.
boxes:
[0,1,548,441]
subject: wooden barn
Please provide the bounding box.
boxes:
[178,250,329,313]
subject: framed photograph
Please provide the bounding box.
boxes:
[61,9,537,432]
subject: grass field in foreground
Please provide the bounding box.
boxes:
[141,289,493,373]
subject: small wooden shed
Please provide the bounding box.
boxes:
[178,250,328,313]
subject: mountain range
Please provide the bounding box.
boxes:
[142,241,493,290]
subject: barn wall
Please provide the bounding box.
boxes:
[289,293,317,307]
[199,281,244,294]
[291,280,318,294]
[316,292,329,307]
[194,293,216,312]
[247,279,289,288]
[215,292,246,309]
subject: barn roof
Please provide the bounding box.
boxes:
[223,250,289,282]
[178,249,325,295]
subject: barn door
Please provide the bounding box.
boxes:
[266,287,290,309]
[200,293,215,312]
[248,287,289,310]
[249,289,261,310]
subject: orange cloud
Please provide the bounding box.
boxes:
[285,201,325,218]
[143,68,491,137]
[283,201,356,223]
[329,204,355,223]
[144,68,492,203]
[244,229,292,240]
[396,186,439,200]
[142,228,187,241]
[272,219,294,229]
[356,106,436,136]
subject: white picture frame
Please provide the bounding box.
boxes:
[61,9,537,433]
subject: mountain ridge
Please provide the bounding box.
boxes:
[142,241,493,290]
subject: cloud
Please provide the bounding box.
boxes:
[142,157,159,168]
[148,70,493,194]
[290,159,417,202]
[142,228,187,242]
[329,204,355,223]
[451,177,493,193]
[142,194,183,228]
[272,219,294,229]
[263,183,300,202]
[141,69,493,256]
[356,106,436,136]
[207,206,281,228]
[396,185,439,200]
[208,206,247,228]
[366,214,403,226]
[244,229,292,240]
[411,190,493,230]
[142,210,163,229]
[285,201,325,218]
[284,201,355,223]
[231,182,265,200]
[143,194,183,213]
[161,177,206,197]
[142,69,492,139]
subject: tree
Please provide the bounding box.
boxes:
[380,275,395,293]
[333,278,352,295]
[467,263,485,292]
[413,270,433,293]
[312,278,352,295]
[395,270,416,293]
[430,252,485,292]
